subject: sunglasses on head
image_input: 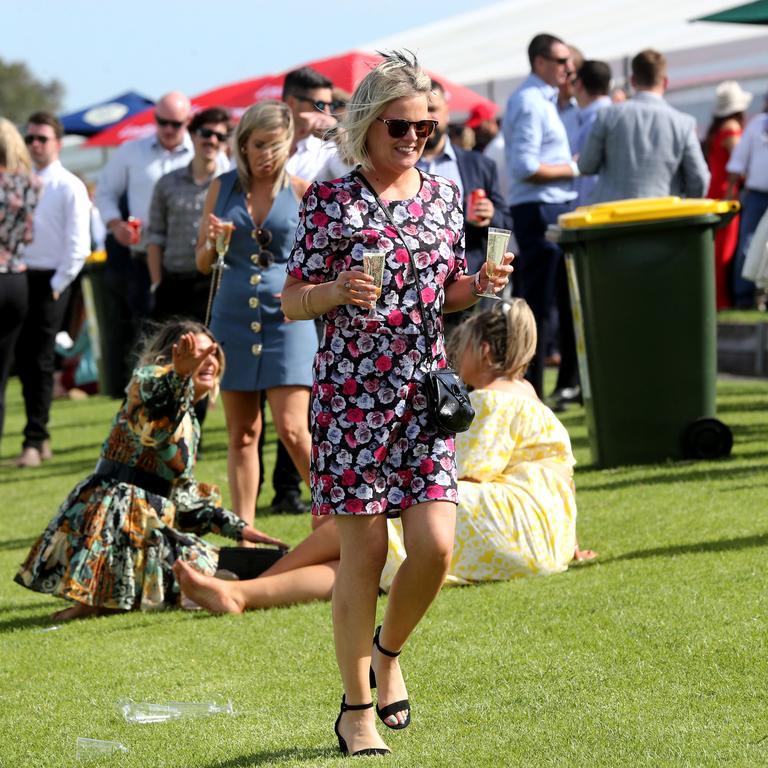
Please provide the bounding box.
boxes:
[196,127,228,142]
[376,118,438,139]
[295,95,332,113]
[155,115,184,129]
[251,227,274,268]
[24,134,50,145]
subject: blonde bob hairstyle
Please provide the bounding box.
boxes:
[234,100,294,197]
[0,117,32,174]
[451,299,537,381]
[336,50,432,171]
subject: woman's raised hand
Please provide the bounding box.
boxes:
[334,269,377,309]
[172,332,218,378]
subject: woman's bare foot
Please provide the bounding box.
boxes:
[51,603,100,622]
[573,547,599,562]
[371,643,410,727]
[173,560,244,614]
[337,706,390,755]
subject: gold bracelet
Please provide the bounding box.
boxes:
[301,287,316,318]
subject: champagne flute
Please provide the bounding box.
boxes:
[476,227,511,299]
[214,220,235,270]
[363,251,386,320]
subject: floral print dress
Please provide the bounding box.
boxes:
[15,365,246,611]
[286,171,466,516]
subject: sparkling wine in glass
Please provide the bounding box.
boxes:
[477,227,511,299]
[214,220,235,269]
[363,251,386,320]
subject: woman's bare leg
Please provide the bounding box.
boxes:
[333,515,390,754]
[265,386,311,485]
[374,501,456,726]
[261,517,340,577]
[173,559,338,613]
[222,390,262,533]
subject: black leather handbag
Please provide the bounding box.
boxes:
[355,171,475,435]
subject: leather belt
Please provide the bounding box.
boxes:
[94,458,172,498]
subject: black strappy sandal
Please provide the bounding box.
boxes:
[369,625,411,730]
[334,696,391,757]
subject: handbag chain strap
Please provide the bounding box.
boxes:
[354,170,438,368]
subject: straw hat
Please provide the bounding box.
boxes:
[713,81,753,117]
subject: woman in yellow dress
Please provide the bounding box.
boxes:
[173,299,595,613]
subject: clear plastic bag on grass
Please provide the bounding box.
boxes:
[118,698,234,724]
[76,737,129,760]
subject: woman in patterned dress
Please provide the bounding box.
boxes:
[281,52,512,757]
[172,302,595,609]
[0,118,40,450]
[196,102,316,533]
[15,321,286,621]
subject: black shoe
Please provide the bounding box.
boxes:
[334,697,391,757]
[269,492,309,515]
[549,385,582,412]
[369,625,411,730]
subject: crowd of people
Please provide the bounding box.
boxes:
[2,35,767,758]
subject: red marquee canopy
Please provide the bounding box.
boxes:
[86,51,497,147]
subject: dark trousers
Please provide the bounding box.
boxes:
[101,237,151,397]
[152,270,213,325]
[14,269,71,449]
[733,189,768,307]
[0,272,29,445]
[510,201,578,396]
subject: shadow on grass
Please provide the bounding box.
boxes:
[0,536,37,552]
[201,746,336,766]
[0,459,95,484]
[0,612,59,633]
[579,461,762,491]
[604,531,768,564]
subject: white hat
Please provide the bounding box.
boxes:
[713,81,753,117]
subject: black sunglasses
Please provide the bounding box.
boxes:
[155,115,185,129]
[24,134,50,145]
[251,227,274,268]
[294,95,332,113]
[196,127,228,142]
[543,55,570,65]
[331,99,347,112]
[376,118,438,139]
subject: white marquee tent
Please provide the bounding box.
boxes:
[362,0,768,124]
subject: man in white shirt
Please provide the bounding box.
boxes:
[16,112,90,467]
[95,92,208,394]
[282,68,348,182]
[727,93,768,308]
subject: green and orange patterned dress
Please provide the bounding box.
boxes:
[15,365,246,611]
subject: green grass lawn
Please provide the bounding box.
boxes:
[1,376,767,767]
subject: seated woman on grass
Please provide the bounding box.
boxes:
[15,321,287,621]
[173,299,596,614]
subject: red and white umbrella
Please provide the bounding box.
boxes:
[87,50,497,147]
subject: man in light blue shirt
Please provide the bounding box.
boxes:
[503,33,581,403]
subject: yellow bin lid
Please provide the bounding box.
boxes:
[559,197,740,228]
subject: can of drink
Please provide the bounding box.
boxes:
[127,217,142,245]
[467,188,486,224]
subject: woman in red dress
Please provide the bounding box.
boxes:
[704,81,753,310]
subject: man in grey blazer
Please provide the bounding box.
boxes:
[578,49,710,203]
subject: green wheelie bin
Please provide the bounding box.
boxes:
[548,197,738,468]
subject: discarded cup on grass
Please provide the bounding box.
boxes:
[75,737,129,760]
[119,698,234,724]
